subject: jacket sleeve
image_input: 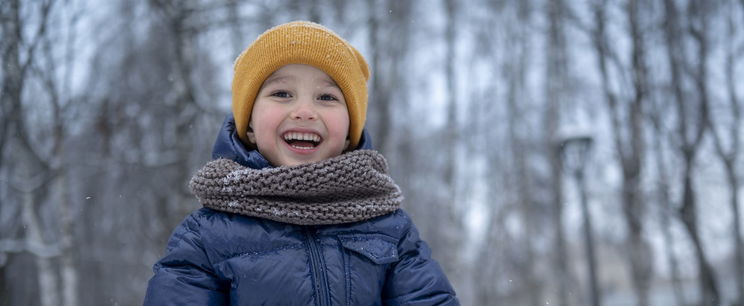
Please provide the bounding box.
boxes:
[382,217,459,306]
[144,212,228,305]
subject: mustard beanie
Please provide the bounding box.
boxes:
[232,21,370,149]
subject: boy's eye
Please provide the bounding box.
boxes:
[271,91,291,98]
[318,94,338,101]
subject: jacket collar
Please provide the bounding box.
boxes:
[211,115,373,169]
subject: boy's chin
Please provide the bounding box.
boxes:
[262,142,347,167]
[270,152,323,167]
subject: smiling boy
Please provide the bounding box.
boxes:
[144,21,459,305]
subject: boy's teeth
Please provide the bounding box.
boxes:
[284,132,320,142]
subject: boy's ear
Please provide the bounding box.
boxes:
[246,122,257,144]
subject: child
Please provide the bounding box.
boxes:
[144,21,458,305]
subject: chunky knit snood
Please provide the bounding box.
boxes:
[189,150,403,225]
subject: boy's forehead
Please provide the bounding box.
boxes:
[264,65,339,87]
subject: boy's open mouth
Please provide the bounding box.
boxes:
[283,131,322,150]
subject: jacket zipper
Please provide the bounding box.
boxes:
[305,230,330,306]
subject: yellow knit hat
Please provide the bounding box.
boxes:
[232,21,370,149]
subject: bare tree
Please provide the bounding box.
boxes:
[544,0,573,304]
[503,1,543,305]
[366,0,411,155]
[0,0,83,305]
[590,0,653,305]
[366,0,384,153]
[647,80,686,306]
[225,0,246,55]
[287,0,321,23]
[33,3,83,305]
[707,2,744,303]
[467,2,512,303]
[662,0,720,303]
[443,0,458,190]
[624,0,653,304]
[58,1,223,303]
[149,0,222,221]
[0,1,33,303]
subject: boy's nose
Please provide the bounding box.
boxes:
[290,99,317,121]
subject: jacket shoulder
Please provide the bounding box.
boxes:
[184,208,306,264]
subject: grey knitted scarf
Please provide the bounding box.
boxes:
[189,150,403,225]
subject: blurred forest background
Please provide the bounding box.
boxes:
[2,0,744,305]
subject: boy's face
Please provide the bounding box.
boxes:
[247,64,350,167]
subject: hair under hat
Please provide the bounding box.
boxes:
[232,21,370,150]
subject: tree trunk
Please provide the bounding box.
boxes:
[658,152,685,306]
[592,0,650,304]
[366,0,390,154]
[550,150,570,306]
[649,112,685,305]
[226,0,245,56]
[622,181,651,306]
[625,1,652,305]
[545,1,571,304]
[0,0,23,172]
[22,190,59,306]
[726,164,744,305]
[720,7,744,302]
[677,1,720,303]
[308,0,320,23]
[510,2,541,303]
[57,173,78,306]
[577,170,601,306]
[679,159,720,305]
[443,0,457,189]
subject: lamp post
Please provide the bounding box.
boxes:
[560,135,601,306]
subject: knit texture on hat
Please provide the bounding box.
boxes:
[232,21,370,149]
[189,150,402,225]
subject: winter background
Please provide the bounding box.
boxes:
[2,0,744,305]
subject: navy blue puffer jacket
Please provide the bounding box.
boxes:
[143,117,459,305]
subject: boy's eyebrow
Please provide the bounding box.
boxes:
[318,78,339,88]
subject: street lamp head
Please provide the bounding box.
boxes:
[559,135,594,174]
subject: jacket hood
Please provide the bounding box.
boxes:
[211,115,373,169]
